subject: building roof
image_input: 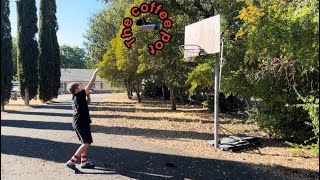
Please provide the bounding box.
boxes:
[60,68,104,82]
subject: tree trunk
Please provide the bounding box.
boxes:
[162,85,165,101]
[127,90,132,99]
[1,102,5,112]
[24,87,30,106]
[125,81,132,99]
[170,86,177,111]
[134,81,141,103]
[130,81,134,97]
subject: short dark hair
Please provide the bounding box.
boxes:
[67,82,79,94]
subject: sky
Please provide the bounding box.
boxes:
[9,0,107,48]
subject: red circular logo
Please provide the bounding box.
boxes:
[121,1,173,55]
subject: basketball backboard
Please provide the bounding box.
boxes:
[183,15,220,59]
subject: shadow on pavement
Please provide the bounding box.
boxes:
[1,119,213,140]
[31,102,208,114]
[1,134,298,180]
[4,109,219,124]
[90,106,208,114]
[30,102,99,109]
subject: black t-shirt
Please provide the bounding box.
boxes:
[72,89,91,127]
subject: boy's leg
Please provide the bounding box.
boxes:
[81,149,87,164]
[66,144,90,170]
[80,145,95,169]
[75,125,95,169]
[71,127,91,158]
[81,147,88,165]
[81,150,87,157]
[66,126,92,171]
[75,144,90,157]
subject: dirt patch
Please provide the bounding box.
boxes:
[91,93,319,180]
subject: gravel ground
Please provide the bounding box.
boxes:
[1,93,318,180]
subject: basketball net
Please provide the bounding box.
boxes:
[179,45,204,62]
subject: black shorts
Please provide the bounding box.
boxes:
[74,126,93,144]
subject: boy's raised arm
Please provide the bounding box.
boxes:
[85,68,101,95]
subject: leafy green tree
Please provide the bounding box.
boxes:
[38,0,60,102]
[99,39,125,86]
[236,0,319,145]
[1,0,13,111]
[186,60,214,96]
[60,45,87,69]
[97,0,197,109]
[98,0,146,102]
[114,4,142,101]
[128,0,192,110]
[16,0,38,106]
[135,0,245,110]
[98,38,127,93]
[84,0,133,68]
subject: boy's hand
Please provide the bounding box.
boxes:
[85,68,101,95]
[95,67,101,72]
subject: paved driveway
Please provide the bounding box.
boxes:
[1,93,282,180]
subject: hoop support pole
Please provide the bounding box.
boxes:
[214,52,220,149]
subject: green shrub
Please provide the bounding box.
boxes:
[293,89,319,151]
[248,102,313,143]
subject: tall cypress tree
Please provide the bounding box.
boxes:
[1,0,13,111]
[16,0,38,106]
[52,0,61,99]
[38,0,53,102]
[38,0,60,102]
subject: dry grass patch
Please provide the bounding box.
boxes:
[4,98,45,111]
[91,94,319,180]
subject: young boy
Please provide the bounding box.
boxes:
[66,68,100,172]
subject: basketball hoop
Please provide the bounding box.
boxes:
[179,15,222,149]
[179,45,204,62]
